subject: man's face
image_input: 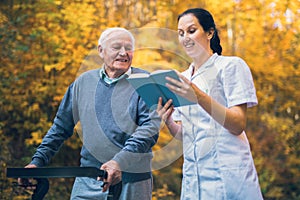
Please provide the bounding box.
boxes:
[98,31,134,77]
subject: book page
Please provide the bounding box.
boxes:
[150,70,195,107]
[127,70,195,109]
[127,75,167,109]
[127,73,150,78]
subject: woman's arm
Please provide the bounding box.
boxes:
[166,73,247,136]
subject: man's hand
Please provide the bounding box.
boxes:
[17,164,37,189]
[99,160,122,192]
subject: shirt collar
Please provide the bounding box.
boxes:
[99,66,132,84]
[188,53,218,76]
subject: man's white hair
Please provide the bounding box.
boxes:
[98,27,135,49]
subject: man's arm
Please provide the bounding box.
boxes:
[30,84,75,167]
[112,98,160,173]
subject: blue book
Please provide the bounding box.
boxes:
[127,70,195,109]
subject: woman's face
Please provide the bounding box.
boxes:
[178,14,212,58]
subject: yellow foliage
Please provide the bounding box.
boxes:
[44,63,64,72]
[26,131,43,145]
[1,0,300,199]
[30,103,40,112]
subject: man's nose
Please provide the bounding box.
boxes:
[118,46,126,55]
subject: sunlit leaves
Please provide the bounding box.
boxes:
[1,0,299,199]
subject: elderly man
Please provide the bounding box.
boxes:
[20,27,160,199]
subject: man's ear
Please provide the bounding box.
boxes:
[98,45,104,58]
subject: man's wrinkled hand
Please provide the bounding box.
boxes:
[98,160,121,192]
[17,164,37,189]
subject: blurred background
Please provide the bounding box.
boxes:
[0,0,299,199]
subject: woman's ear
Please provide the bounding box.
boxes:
[98,45,104,58]
[207,28,215,40]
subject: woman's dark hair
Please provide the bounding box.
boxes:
[178,8,222,55]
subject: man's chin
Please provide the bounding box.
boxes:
[114,62,131,69]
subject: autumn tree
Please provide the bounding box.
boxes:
[1,0,299,199]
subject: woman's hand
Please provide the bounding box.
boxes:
[156,97,174,125]
[156,97,183,140]
[165,71,198,103]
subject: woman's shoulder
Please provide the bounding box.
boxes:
[215,55,249,70]
[215,55,246,64]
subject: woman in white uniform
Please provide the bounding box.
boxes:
[156,8,264,200]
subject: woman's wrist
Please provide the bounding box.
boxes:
[165,119,173,126]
